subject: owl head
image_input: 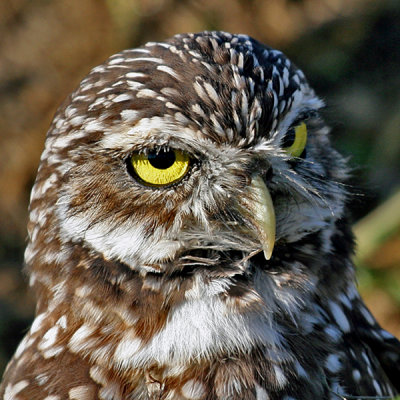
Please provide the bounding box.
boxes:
[5,31,399,400]
[26,31,350,287]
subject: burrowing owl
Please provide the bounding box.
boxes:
[1,31,399,400]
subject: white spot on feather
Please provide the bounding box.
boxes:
[113,94,132,103]
[68,324,95,353]
[89,365,108,385]
[129,57,164,64]
[165,101,180,110]
[120,109,140,123]
[127,80,144,91]
[157,65,181,80]
[324,325,342,342]
[373,379,383,396]
[203,82,220,104]
[325,354,342,374]
[38,326,59,350]
[125,72,146,79]
[181,380,206,399]
[14,334,35,359]
[42,345,64,359]
[108,57,124,65]
[274,365,287,387]
[294,360,308,378]
[360,306,376,326]
[191,104,206,118]
[136,88,158,98]
[4,380,29,400]
[114,337,142,364]
[84,120,104,133]
[68,385,94,400]
[352,369,361,382]
[36,373,49,386]
[30,312,47,334]
[329,301,350,332]
[255,384,269,400]
[193,81,207,102]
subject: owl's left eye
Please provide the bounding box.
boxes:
[283,122,307,158]
[129,148,191,187]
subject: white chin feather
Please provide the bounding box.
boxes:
[57,198,182,268]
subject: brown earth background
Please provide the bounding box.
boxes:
[0,0,399,375]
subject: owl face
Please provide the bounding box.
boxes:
[29,31,348,276]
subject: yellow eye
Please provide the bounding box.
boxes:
[130,149,190,186]
[283,122,307,158]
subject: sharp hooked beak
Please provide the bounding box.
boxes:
[242,175,276,260]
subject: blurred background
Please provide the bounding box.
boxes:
[0,0,399,375]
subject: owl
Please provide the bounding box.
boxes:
[1,31,399,400]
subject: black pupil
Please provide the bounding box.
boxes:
[282,128,295,148]
[148,149,176,169]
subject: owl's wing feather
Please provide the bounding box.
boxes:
[340,301,400,397]
[359,326,400,393]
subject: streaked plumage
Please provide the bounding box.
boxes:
[1,31,399,400]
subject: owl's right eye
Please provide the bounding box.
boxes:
[129,148,191,187]
[282,122,307,158]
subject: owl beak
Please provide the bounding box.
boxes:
[246,175,276,260]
